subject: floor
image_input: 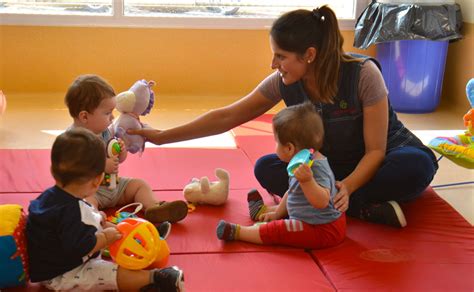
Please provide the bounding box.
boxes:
[0,92,472,224]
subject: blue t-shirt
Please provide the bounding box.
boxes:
[286,158,341,225]
[26,186,102,282]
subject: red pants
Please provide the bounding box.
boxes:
[259,214,346,249]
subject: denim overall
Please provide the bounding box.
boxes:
[254,55,438,216]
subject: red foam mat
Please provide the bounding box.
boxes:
[232,114,274,165]
[311,187,474,291]
[0,148,259,193]
[153,189,296,254]
[4,252,333,292]
[168,251,334,292]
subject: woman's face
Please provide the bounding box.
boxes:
[270,36,309,85]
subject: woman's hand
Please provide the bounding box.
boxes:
[127,128,162,145]
[334,181,350,212]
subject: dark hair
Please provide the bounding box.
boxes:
[272,102,324,151]
[270,6,357,103]
[51,128,106,187]
[65,74,115,118]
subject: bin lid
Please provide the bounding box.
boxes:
[354,1,462,49]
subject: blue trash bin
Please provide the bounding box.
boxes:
[376,39,449,113]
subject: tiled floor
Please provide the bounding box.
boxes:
[0,93,472,224]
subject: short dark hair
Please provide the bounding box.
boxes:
[65,74,115,118]
[51,128,106,187]
[272,102,324,151]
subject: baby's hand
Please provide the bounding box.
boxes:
[259,211,278,222]
[103,227,122,246]
[105,156,119,174]
[99,211,107,227]
[117,138,127,153]
[294,164,313,184]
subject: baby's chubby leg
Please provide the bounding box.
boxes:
[120,178,188,223]
[216,220,263,244]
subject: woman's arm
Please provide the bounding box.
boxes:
[334,97,388,211]
[128,89,278,145]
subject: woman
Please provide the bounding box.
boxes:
[129,6,438,228]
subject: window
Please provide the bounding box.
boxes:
[0,0,368,29]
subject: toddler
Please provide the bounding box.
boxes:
[65,74,188,223]
[217,102,346,249]
[26,128,184,291]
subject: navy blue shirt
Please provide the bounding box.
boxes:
[26,186,100,282]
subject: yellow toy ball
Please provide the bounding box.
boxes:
[109,218,169,270]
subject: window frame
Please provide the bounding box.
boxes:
[0,0,368,30]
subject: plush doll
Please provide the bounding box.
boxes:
[183,168,230,205]
[114,80,155,154]
[428,78,474,169]
[0,204,28,289]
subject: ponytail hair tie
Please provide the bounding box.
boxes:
[312,8,325,22]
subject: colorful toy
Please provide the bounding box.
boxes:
[109,218,170,270]
[0,204,28,289]
[428,78,474,169]
[183,168,230,206]
[107,202,143,224]
[114,80,156,154]
[105,138,122,189]
[0,90,6,115]
[287,149,314,176]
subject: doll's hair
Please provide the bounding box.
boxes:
[270,6,358,104]
[51,128,105,187]
[272,102,324,151]
[65,74,115,118]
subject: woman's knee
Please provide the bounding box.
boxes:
[254,154,288,197]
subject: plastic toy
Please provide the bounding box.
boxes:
[0,204,28,289]
[105,138,122,189]
[183,168,230,206]
[287,149,314,176]
[428,78,474,169]
[109,218,170,270]
[0,90,6,115]
[114,80,155,154]
[107,202,143,224]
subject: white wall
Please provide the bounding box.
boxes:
[456,0,473,23]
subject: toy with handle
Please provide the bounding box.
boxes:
[287,149,314,176]
[106,138,121,190]
[108,218,170,270]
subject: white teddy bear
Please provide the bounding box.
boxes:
[183,168,230,206]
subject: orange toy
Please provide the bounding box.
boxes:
[109,218,169,270]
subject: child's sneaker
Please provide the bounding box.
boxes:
[140,266,184,292]
[155,221,172,240]
[145,200,188,224]
[358,201,407,228]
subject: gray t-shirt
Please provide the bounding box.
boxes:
[257,60,388,107]
[286,158,341,225]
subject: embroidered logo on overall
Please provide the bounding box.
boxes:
[339,100,348,109]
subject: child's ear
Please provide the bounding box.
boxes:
[287,142,297,155]
[92,173,104,188]
[78,110,88,123]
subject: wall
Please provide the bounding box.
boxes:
[0,26,373,97]
[0,26,271,96]
[0,5,471,110]
[441,0,474,109]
